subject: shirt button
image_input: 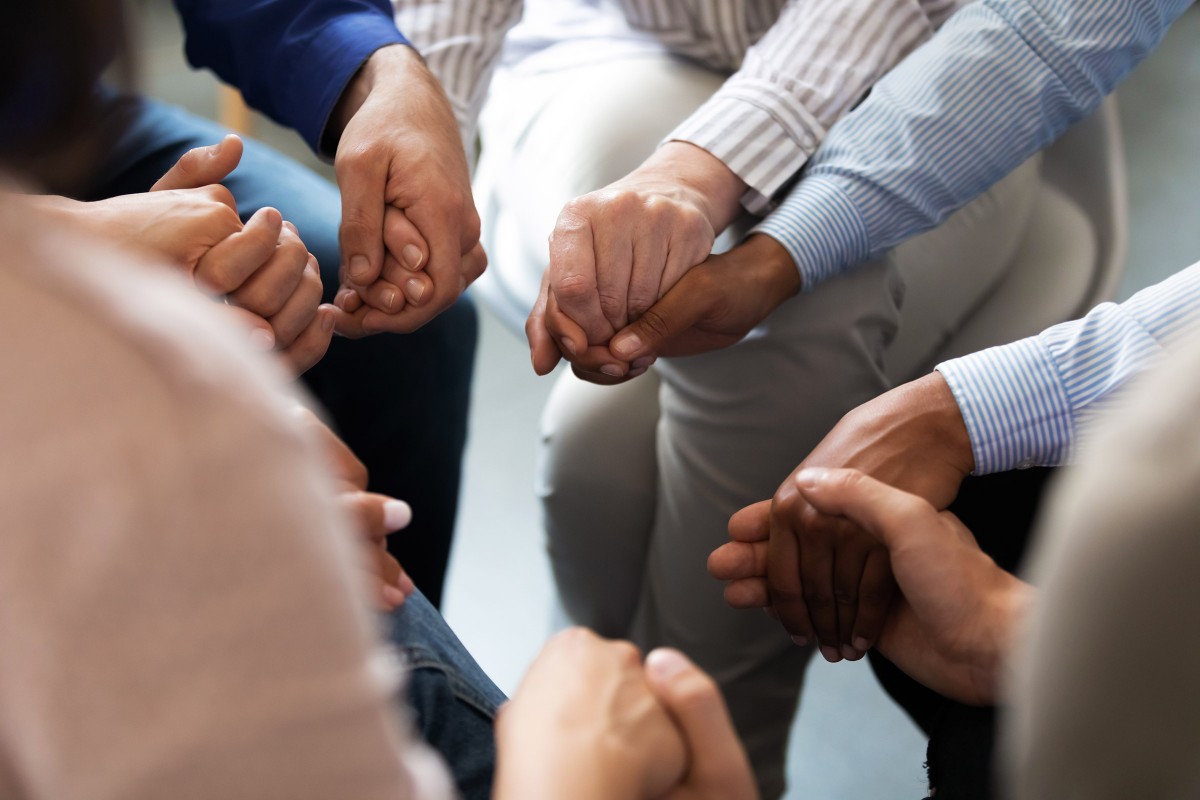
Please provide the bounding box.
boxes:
[1017,458,1036,469]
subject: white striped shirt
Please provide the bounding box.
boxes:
[750,0,1195,474]
[392,0,964,212]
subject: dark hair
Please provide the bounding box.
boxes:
[0,2,126,161]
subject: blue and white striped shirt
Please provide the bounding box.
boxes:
[753,0,1196,474]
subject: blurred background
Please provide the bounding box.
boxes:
[129,2,1199,796]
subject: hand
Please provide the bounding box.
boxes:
[532,233,801,383]
[735,373,974,662]
[794,468,1031,705]
[293,407,415,610]
[527,142,749,377]
[495,628,687,800]
[643,648,759,800]
[329,44,484,334]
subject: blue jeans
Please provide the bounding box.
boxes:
[384,592,505,800]
[83,89,477,607]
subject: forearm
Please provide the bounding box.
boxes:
[753,0,1191,290]
[667,0,957,214]
[392,0,524,150]
[938,261,1200,474]
[173,0,407,153]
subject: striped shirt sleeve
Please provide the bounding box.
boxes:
[667,0,962,215]
[391,0,525,150]
[937,262,1200,474]
[753,0,1192,290]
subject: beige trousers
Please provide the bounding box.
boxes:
[475,54,1041,798]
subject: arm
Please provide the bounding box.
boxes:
[668,0,964,214]
[173,0,407,155]
[604,0,1192,368]
[757,0,1192,290]
[938,260,1200,474]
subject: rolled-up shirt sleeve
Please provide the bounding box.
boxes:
[174,0,409,155]
[937,262,1200,474]
[668,0,963,214]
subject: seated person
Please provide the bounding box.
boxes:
[0,5,755,799]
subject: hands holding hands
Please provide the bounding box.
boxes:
[327,44,485,337]
[712,468,1030,706]
[711,373,976,664]
[39,134,335,374]
[526,142,800,382]
[496,628,757,800]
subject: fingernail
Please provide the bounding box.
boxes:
[791,635,810,647]
[841,645,861,661]
[631,356,655,371]
[383,499,412,531]
[646,648,689,679]
[320,307,335,333]
[853,636,871,652]
[405,278,425,304]
[335,288,355,310]
[401,244,424,270]
[613,332,642,358]
[819,645,842,663]
[559,338,576,358]
[600,364,623,377]
[381,287,398,311]
[249,328,274,351]
[208,139,223,156]
[794,467,829,489]
[349,255,370,282]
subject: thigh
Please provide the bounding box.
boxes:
[383,592,505,800]
[538,369,661,637]
[638,258,903,799]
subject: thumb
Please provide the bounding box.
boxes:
[793,468,937,553]
[609,281,709,362]
[152,134,244,191]
[644,648,758,798]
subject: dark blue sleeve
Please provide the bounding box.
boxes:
[173,0,409,155]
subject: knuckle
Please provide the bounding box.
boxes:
[802,587,835,611]
[633,307,671,341]
[597,291,624,319]
[553,272,595,304]
[833,586,859,607]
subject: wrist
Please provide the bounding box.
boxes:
[637,141,749,232]
[910,372,976,476]
[976,576,1035,704]
[327,43,422,149]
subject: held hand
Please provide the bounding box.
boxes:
[792,468,1031,706]
[527,142,749,377]
[530,233,800,382]
[293,407,416,610]
[495,628,687,800]
[643,648,759,800]
[331,44,483,334]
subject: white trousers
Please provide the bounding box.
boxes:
[475,54,1041,798]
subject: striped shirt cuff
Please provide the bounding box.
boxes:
[667,81,826,215]
[937,337,1074,475]
[750,176,870,290]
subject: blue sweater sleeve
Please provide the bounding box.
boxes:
[173,0,409,155]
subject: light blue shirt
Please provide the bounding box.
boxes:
[754,0,1196,474]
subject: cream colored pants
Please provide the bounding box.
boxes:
[475,54,1041,798]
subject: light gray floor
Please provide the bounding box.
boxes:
[137,4,1200,797]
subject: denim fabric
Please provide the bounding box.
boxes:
[82,89,478,607]
[384,592,505,800]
